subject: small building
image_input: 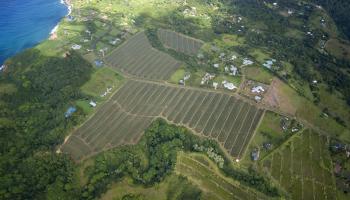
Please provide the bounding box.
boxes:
[251,86,265,93]
[65,107,77,118]
[201,73,215,85]
[67,15,75,22]
[213,82,218,90]
[263,143,272,150]
[263,59,276,69]
[179,79,185,85]
[71,44,82,50]
[89,101,97,108]
[243,58,254,66]
[255,96,262,102]
[184,72,191,81]
[222,80,237,91]
[0,64,6,72]
[94,60,103,67]
[110,38,121,45]
[213,63,220,68]
[231,55,237,61]
[291,127,299,133]
[251,149,260,161]
[230,65,238,76]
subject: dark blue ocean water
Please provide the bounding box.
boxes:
[0,0,68,64]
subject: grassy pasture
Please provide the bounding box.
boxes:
[62,79,263,161]
[157,29,204,55]
[105,31,181,80]
[175,152,270,200]
[325,38,350,61]
[244,65,274,84]
[260,130,337,200]
[241,111,295,166]
[264,78,350,142]
[81,67,124,99]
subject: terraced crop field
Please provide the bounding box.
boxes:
[157,29,204,55]
[175,152,269,200]
[105,31,181,80]
[261,130,337,200]
[62,80,263,160]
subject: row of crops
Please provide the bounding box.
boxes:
[105,31,181,80]
[62,80,263,160]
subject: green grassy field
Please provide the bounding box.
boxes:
[244,66,274,84]
[81,67,124,99]
[240,111,293,166]
[175,152,270,200]
[267,79,350,142]
[169,68,186,84]
[260,129,337,200]
[325,38,350,61]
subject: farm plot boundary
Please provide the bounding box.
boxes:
[157,29,204,55]
[105,31,181,80]
[261,130,337,200]
[62,79,263,161]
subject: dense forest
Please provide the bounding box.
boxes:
[312,0,350,39]
[0,50,92,199]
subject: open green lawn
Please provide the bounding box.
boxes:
[318,84,350,127]
[80,67,124,99]
[248,49,271,64]
[169,68,186,84]
[244,66,274,84]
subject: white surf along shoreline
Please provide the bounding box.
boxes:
[50,0,72,36]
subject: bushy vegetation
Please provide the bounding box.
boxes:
[81,119,280,199]
[0,49,93,199]
[312,0,350,39]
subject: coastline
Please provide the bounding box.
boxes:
[50,0,72,40]
[1,0,70,65]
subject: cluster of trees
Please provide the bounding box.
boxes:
[82,119,280,199]
[0,49,93,199]
[312,0,350,39]
[222,0,350,107]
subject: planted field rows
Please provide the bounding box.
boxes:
[105,31,181,80]
[157,29,204,55]
[175,153,268,200]
[62,80,263,160]
[261,130,336,200]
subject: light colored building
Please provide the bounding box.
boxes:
[71,44,82,50]
[252,86,265,93]
[89,101,97,107]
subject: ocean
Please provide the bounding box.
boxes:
[0,0,68,64]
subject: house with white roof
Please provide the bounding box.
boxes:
[71,44,82,50]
